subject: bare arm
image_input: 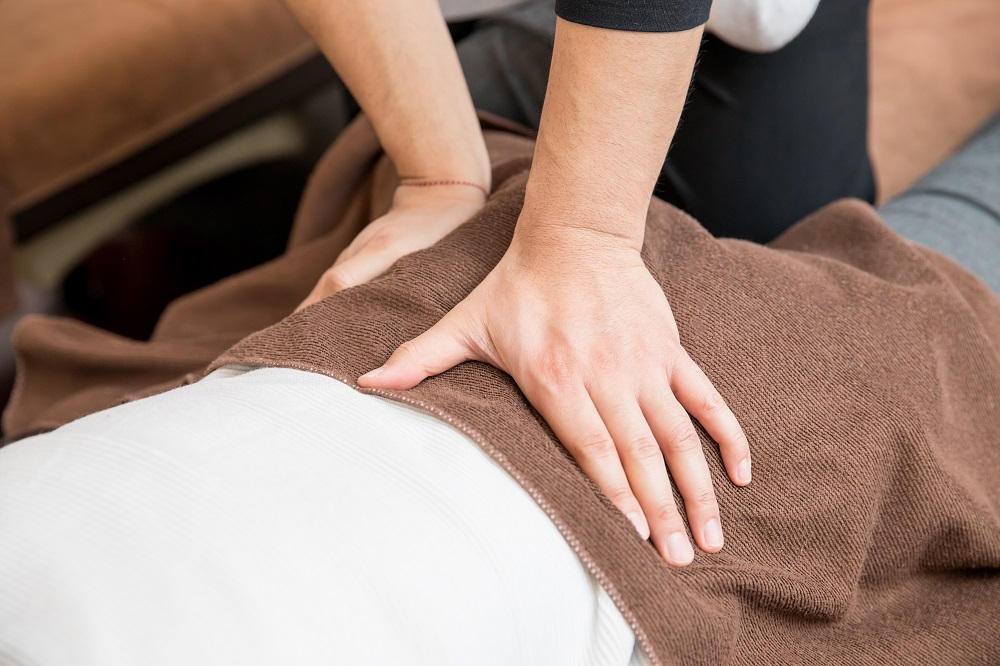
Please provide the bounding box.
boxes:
[285,0,494,295]
[282,0,490,189]
[520,18,702,247]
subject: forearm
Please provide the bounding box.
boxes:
[521,18,703,246]
[283,0,490,188]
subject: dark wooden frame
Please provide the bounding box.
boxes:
[11,52,338,243]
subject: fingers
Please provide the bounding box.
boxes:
[325,248,394,293]
[296,247,406,312]
[589,385,693,566]
[358,310,476,390]
[526,381,651,542]
[671,355,752,487]
[640,390,725,555]
[294,264,363,312]
[330,244,404,292]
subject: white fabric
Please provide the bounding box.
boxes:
[0,366,648,666]
[707,0,820,52]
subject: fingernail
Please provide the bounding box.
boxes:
[665,533,694,566]
[737,458,752,485]
[703,518,724,550]
[627,512,650,540]
[359,366,385,382]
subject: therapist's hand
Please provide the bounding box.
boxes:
[298,183,486,309]
[358,213,752,567]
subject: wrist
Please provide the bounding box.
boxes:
[398,178,489,199]
[512,200,646,259]
[521,149,653,241]
[518,179,648,252]
[392,135,492,196]
[392,180,487,212]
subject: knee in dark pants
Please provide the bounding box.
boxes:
[656,0,876,243]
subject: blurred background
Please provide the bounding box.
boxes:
[1,0,999,431]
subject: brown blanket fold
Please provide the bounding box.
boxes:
[5,121,1000,664]
[0,186,17,319]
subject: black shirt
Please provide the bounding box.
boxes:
[555,0,712,32]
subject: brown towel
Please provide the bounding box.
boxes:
[5,120,1000,665]
[0,203,15,319]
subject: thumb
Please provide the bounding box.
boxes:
[358,310,478,390]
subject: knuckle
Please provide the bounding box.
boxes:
[662,337,684,359]
[575,431,617,461]
[535,347,576,387]
[701,388,726,415]
[322,268,351,292]
[664,421,702,455]
[627,435,663,463]
[606,485,636,506]
[367,229,395,252]
[651,496,683,525]
[588,344,621,375]
[728,429,751,455]
[692,487,718,510]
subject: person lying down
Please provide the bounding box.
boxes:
[1,115,1000,666]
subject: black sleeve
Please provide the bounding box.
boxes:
[555,0,712,33]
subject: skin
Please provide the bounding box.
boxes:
[283,0,491,190]
[298,184,486,303]
[284,0,751,566]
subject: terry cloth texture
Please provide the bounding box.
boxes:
[5,116,1000,665]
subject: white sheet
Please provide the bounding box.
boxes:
[0,366,647,666]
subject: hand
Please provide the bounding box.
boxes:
[357,213,752,567]
[298,182,487,309]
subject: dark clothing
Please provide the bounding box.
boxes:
[655,0,876,242]
[555,0,711,33]
[457,0,875,243]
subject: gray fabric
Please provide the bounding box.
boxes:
[440,0,530,21]
[456,0,555,129]
[879,111,1000,296]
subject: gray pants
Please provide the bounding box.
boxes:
[879,111,1000,296]
[456,0,555,129]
